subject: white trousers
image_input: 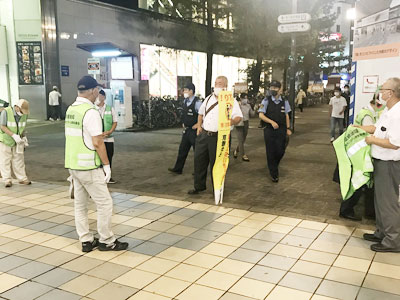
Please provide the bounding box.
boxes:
[69,168,115,245]
[0,142,28,182]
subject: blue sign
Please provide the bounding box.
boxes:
[61,65,69,77]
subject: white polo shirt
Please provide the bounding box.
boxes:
[199,94,243,132]
[372,101,400,161]
[71,97,103,150]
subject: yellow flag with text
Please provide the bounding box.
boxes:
[212,91,234,205]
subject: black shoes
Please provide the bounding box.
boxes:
[82,238,99,252]
[370,243,400,253]
[168,168,182,175]
[339,213,361,221]
[271,177,279,183]
[188,189,205,195]
[363,233,382,243]
[98,239,129,251]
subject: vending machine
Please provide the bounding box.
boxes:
[110,81,132,130]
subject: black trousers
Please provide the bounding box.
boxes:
[173,128,197,172]
[340,185,375,217]
[193,131,217,191]
[50,105,60,120]
[298,103,303,112]
[105,142,114,168]
[264,127,286,179]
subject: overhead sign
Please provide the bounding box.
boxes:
[278,23,311,33]
[87,58,100,75]
[278,13,311,24]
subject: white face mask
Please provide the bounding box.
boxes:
[183,93,190,99]
[334,92,340,97]
[214,88,224,97]
[378,95,386,106]
[95,99,100,105]
[16,111,23,117]
[344,88,349,93]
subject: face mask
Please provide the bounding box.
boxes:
[183,93,189,99]
[214,88,224,97]
[95,99,100,105]
[270,90,278,97]
[334,92,340,97]
[344,88,349,93]
[16,111,23,117]
[378,98,387,106]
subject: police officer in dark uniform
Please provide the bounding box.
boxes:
[168,83,202,174]
[258,80,292,182]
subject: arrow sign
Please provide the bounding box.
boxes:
[278,23,311,33]
[278,13,311,24]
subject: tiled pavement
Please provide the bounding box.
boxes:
[0,182,399,300]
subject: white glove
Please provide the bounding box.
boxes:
[103,165,111,183]
[22,137,29,147]
[12,134,22,144]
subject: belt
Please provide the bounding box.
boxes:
[203,129,218,137]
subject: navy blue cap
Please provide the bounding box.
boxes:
[185,83,195,94]
[270,80,281,89]
[99,89,106,96]
[77,75,101,91]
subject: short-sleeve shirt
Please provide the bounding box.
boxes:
[49,91,62,106]
[372,101,400,161]
[71,97,102,150]
[329,96,347,118]
[258,96,291,114]
[185,95,202,113]
[199,94,243,132]
[0,107,20,126]
[97,104,118,143]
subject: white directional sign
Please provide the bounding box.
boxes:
[278,13,311,24]
[278,23,311,33]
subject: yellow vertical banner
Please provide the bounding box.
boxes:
[213,91,234,205]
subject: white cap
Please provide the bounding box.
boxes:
[16,99,29,115]
[53,86,58,89]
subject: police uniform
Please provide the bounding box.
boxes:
[258,95,291,180]
[169,95,202,174]
[368,101,400,251]
[191,93,242,193]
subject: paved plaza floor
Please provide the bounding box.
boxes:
[0,181,398,300]
[24,105,374,223]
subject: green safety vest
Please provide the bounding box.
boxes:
[102,105,113,137]
[65,103,101,170]
[354,107,375,126]
[0,107,28,147]
[333,126,374,201]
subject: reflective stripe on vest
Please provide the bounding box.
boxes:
[65,103,101,170]
[0,107,27,147]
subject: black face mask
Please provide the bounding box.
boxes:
[270,90,278,97]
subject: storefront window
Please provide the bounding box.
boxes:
[140,43,253,98]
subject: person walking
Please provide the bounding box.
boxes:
[342,84,351,128]
[329,87,347,142]
[49,86,62,121]
[65,75,128,252]
[96,90,117,184]
[0,99,31,187]
[296,88,306,112]
[338,95,383,221]
[360,78,400,252]
[233,93,254,162]
[168,83,201,175]
[258,80,292,183]
[188,76,243,195]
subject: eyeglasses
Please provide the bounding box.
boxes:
[379,88,393,92]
